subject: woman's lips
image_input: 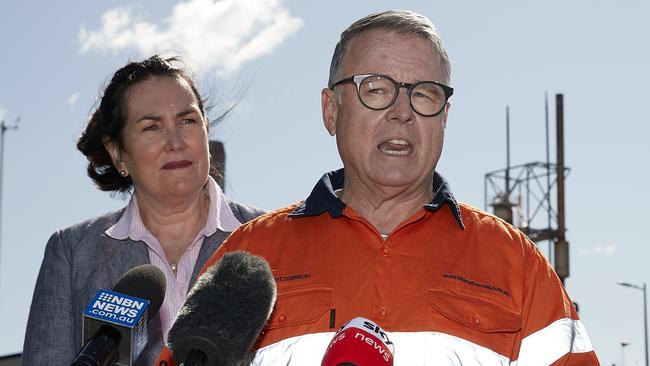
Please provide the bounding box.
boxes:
[162,160,192,170]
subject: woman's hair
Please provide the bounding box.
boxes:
[77,55,208,193]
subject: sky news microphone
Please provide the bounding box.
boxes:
[167,251,277,366]
[321,317,394,366]
[71,264,166,366]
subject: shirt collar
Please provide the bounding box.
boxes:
[289,168,464,229]
[105,176,241,240]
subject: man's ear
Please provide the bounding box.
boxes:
[442,101,451,130]
[321,88,338,136]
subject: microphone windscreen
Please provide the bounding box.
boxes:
[113,264,166,315]
[168,251,277,366]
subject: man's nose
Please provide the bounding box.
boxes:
[386,87,415,123]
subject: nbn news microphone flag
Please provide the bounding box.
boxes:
[82,289,150,365]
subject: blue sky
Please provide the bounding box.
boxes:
[1,1,649,364]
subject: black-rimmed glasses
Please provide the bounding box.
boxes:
[330,74,453,117]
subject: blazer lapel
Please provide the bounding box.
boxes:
[189,229,231,289]
[101,234,150,284]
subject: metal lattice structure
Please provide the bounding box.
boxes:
[484,162,569,244]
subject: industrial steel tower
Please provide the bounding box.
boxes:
[484,94,570,283]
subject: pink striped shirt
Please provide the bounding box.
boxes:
[104,176,242,343]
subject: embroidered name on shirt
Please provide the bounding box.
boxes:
[275,273,311,282]
[443,273,510,297]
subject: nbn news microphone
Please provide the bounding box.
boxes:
[321,317,394,366]
[71,264,166,366]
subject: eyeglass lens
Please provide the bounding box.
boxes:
[358,75,447,116]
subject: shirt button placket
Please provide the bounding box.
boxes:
[379,306,388,318]
[381,245,390,257]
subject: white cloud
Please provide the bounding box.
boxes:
[79,0,302,76]
[578,244,616,257]
[67,93,80,107]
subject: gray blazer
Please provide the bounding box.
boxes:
[22,200,265,366]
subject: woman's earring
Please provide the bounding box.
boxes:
[119,170,128,177]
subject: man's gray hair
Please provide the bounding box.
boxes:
[327,10,451,88]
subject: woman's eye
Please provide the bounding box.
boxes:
[142,124,159,132]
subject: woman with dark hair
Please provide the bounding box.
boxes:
[22,55,264,365]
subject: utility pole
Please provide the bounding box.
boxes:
[618,281,649,366]
[621,341,630,366]
[554,94,569,283]
[0,117,19,284]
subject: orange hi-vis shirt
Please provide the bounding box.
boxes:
[157,169,599,366]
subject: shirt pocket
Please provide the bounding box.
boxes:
[428,287,522,358]
[267,286,333,330]
[429,288,521,333]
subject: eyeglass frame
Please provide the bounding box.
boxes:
[329,73,454,117]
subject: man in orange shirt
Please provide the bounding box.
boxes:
[160,9,600,365]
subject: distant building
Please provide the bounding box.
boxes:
[0,353,20,366]
[209,140,226,191]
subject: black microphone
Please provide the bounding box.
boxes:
[71,264,166,366]
[167,251,277,366]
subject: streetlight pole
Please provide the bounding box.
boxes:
[618,281,648,366]
[0,117,19,286]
